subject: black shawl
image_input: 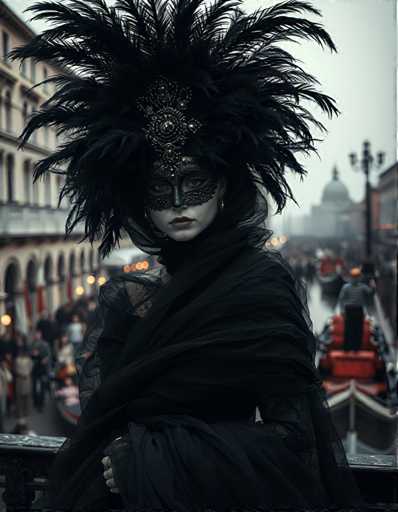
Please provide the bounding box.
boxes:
[49,227,362,511]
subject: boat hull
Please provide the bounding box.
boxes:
[327,382,397,452]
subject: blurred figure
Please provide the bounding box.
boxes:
[14,344,33,433]
[36,310,58,362]
[0,330,17,362]
[57,333,74,367]
[0,356,12,432]
[86,298,98,328]
[55,302,73,331]
[337,267,376,314]
[55,334,76,383]
[66,314,85,354]
[30,329,51,412]
[54,376,79,406]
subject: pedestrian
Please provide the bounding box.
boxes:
[56,333,74,366]
[65,314,85,354]
[0,356,12,432]
[14,1,363,510]
[30,329,51,412]
[14,343,33,434]
[36,310,58,362]
[55,334,75,382]
[338,267,376,314]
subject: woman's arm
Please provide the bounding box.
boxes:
[257,393,320,470]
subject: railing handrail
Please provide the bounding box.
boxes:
[0,433,396,467]
[0,433,396,511]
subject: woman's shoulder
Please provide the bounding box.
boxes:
[244,247,296,281]
[99,267,165,318]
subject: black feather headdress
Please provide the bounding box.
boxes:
[11,0,338,255]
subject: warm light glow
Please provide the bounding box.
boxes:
[123,260,150,273]
[86,275,96,285]
[1,314,12,327]
[136,260,150,271]
[279,235,288,244]
[97,276,107,286]
[75,286,85,296]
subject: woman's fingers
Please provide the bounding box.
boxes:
[101,456,111,469]
[101,455,120,493]
[106,478,116,488]
[103,468,112,479]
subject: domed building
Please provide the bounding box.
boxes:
[321,167,352,208]
[310,167,353,238]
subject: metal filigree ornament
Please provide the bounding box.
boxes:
[137,78,202,177]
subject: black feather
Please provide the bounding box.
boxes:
[11,0,338,256]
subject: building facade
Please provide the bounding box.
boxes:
[377,162,397,248]
[309,167,353,238]
[0,0,101,334]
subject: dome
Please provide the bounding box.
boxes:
[321,167,351,205]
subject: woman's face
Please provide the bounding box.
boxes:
[146,157,224,242]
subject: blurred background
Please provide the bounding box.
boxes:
[0,0,396,458]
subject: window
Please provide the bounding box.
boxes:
[6,155,14,202]
[30,60,36,82]
[30,103,38,144]
[44,172,52,206]
[0,153,4,202]
[23,160,32,204]
[32,174,39,205]
[44,124,49,147]
[20,59,27,78]
[22,101,28,126]
[43,67,48,92]
[56,174,65,207]
[2,31,10,63]
[4,90,12,133]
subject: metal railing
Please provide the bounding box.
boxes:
[0,433,396,511]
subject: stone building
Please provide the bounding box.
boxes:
[377,161,397,247]
[0,0,100,334]
[309,166,353,238]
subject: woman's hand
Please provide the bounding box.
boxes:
[101,455,120,494]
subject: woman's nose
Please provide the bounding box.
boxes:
[172,184,185,208]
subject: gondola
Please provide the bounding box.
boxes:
[317,305,397,453]
[317,255,345,295]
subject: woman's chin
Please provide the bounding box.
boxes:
[168,227,201,242]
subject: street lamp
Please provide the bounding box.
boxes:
[349,141,385,259]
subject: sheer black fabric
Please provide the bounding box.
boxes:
[50,224,362,511]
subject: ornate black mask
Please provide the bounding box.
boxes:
[146,157,218,210]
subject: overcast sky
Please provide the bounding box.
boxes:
[5,0,397,221]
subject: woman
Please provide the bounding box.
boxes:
[12,0,362,510]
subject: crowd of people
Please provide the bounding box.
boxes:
[0,296,97,435]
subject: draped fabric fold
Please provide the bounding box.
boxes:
[49,227,362,511]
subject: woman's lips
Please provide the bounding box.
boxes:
[170,217,194,224]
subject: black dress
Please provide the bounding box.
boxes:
[50,227,363,511]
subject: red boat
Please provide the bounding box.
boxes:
[317,307,397,453]
[317,255,346,294]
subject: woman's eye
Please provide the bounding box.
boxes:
[185,177,206,187]
[149,182,170,194]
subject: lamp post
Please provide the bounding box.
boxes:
[349,141,385,259]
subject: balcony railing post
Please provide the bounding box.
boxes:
[3,457,35,511]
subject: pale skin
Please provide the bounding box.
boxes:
[102,170,225,494]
